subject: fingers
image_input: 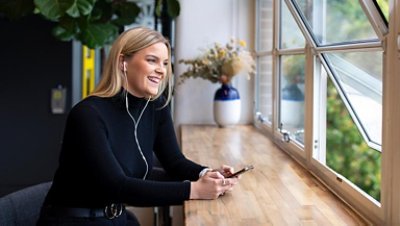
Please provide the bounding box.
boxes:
[222,178,227,186]
[218,165,234,177]
[206,171,225,179]
[218,177,238,195]
[195,169,239,199]
[222,165,235,174]
[221,178,238,187]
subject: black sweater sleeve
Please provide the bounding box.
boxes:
[152,103,205,181]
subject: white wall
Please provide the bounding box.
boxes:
[171,1,255,225]
[173,0,255,129]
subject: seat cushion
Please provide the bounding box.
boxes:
[0,182,51,226]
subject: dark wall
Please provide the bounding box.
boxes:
[0,15,71,196]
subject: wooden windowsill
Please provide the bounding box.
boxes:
[181,124,367,225]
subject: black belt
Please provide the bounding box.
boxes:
[43,203,125,220]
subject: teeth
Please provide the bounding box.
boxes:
[148,76,160,84]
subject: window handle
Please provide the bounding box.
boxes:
[281,130,291,143]
[256,112,267,123]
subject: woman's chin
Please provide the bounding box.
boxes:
[147,89,159,97]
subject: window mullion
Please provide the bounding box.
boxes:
[382,0,400,223]
[313,54,328,164]
[278,48,305,55]
[359,0,388,39]
[315,42,383,53]
[273,0,280,135]
[304,44,315,165]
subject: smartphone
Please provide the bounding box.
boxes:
[227,165,254,178]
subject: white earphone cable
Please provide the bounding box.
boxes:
[124,70,151,179]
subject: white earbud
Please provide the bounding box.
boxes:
[123,62,127,72]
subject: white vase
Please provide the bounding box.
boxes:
[213,84,241,127]
[281,100,304,127]
[281,83,304,127]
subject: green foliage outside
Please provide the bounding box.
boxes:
[326,0,374,43]
[326,79,381,201]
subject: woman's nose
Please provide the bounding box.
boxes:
[155,64,166,74]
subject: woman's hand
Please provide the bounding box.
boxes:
[213,165,235,178]
[190,170,239,200]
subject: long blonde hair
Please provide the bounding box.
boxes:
[90,26,173,107]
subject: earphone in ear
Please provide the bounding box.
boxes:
[123,61,127,72]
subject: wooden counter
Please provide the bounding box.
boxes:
[181,125,367,225]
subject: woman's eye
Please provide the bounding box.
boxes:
[147,59,156,63]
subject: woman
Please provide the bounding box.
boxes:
[37,27,239,225]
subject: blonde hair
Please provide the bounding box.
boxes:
[90,26,173,107]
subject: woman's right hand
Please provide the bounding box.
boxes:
[189,171,238,200]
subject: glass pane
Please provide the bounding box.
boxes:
[294,0,378,45]
[280,0,305,49]
[325,78,381,201]
[325,51,382,145]
[257,55,273,124]
[280,54,305,145]
[257,0,273,52]
[375,0,389,21]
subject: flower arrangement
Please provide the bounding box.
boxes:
[178,38,256,84]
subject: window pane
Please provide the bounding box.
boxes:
[256,0,274,124]
[280,0,305,49]
[375,0,389,21]
[294,0,378,45]
[324,51,382,146]
[325,78,381,201]
[257,55,273,124]
[257,0,273,52]
[280,54,305,145]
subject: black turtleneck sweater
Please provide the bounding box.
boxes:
[43,91,204,208]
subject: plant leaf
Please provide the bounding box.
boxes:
[66,0,96,18]
[155,0,163,17]
[91,0,112,22]
[52,25,75,41]
[78,23,118,49]
[0,0,34,20]
[167,0,180,18]
[52,15,80,41]
[34,0,73,21]
[112,1,140,26]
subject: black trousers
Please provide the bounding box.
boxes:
[37,168,172,226]
[36,210,140,226]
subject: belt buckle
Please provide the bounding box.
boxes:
[104,203,123,219]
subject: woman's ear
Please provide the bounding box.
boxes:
[119,54,125,72]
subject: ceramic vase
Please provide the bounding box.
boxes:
[213,83,241,127]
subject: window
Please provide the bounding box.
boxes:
[255,0,274,125]
[255,0,388,222]
[325,77,381,201]
[279,54,305,144]
[278,1,306,146]
[324,51,382,147]
[295,0,378,45]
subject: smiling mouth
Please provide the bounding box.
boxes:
[148,76,161,84]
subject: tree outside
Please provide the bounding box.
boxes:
[326,79,381,201]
